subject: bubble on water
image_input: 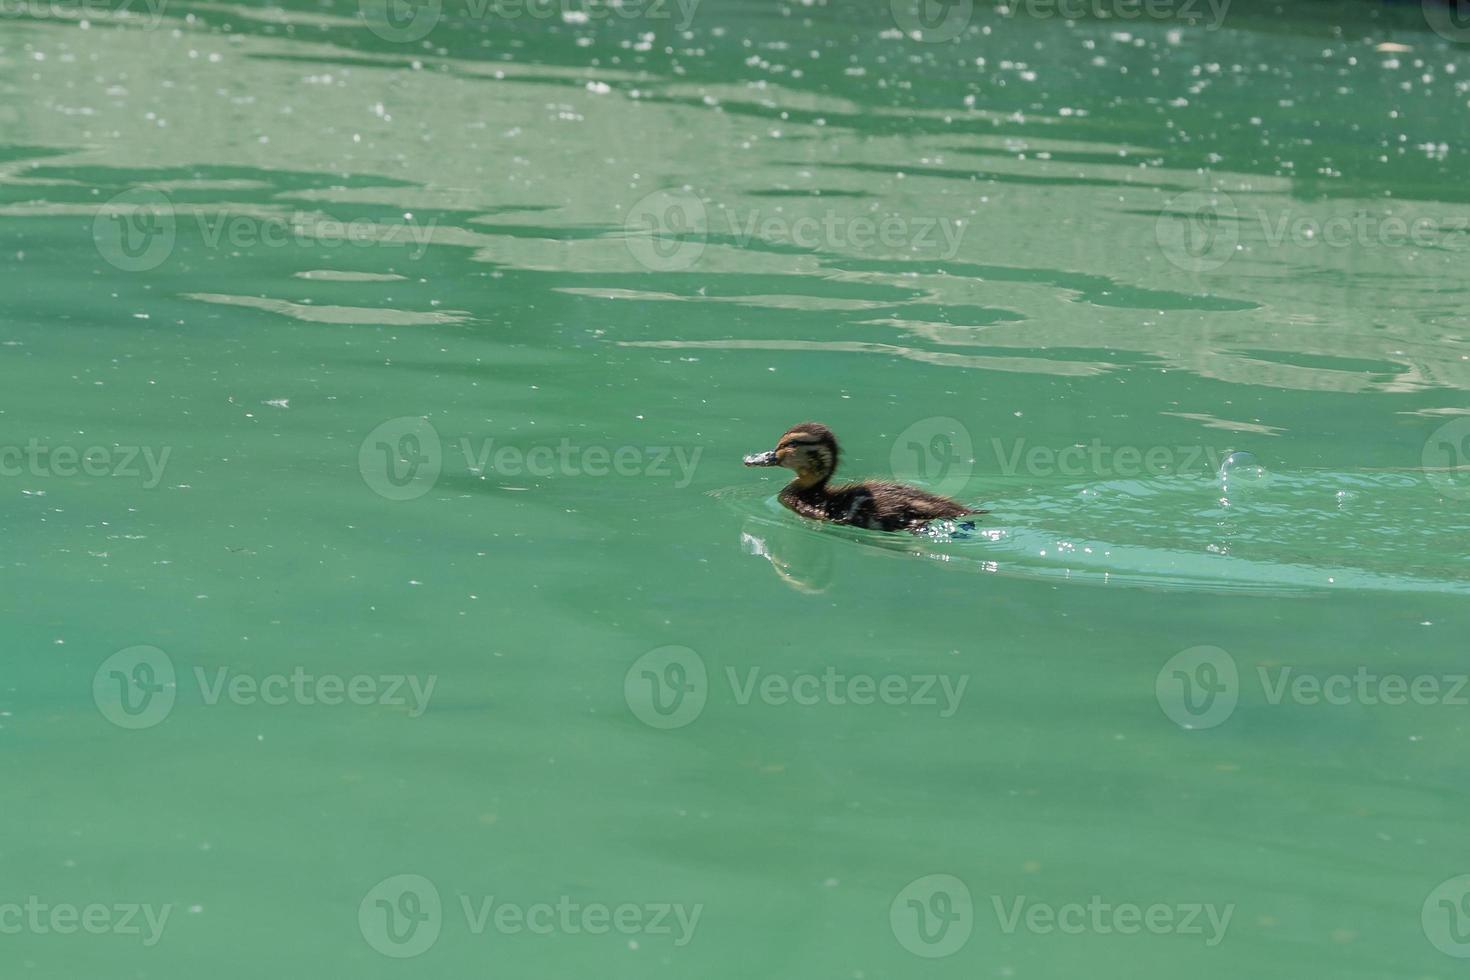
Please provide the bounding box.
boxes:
[1335,489,1358,509]
[1218,450,1269,490]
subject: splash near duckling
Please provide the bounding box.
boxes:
[744,422,985,534]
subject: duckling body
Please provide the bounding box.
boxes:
[779,478,976,532]
[745,422,982,533]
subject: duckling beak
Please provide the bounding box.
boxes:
[743,450,779,467]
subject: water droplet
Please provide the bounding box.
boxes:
[1218,450,1269,490]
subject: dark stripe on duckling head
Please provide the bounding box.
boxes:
[780,422,836,445]
[778,422,840,484]
[780,422,839,458]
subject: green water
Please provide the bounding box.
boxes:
[4,0,1470,976]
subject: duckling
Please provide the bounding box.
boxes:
[743,422,983,533]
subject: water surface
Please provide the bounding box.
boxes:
[3,1,1469,977]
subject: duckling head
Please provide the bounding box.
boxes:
[744,422,840,488]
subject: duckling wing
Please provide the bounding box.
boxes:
[858,481,982,527]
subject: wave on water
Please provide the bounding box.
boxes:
[714,466,1470,597]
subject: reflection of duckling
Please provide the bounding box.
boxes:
[741,520,836,594]
[744,422,984,533]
